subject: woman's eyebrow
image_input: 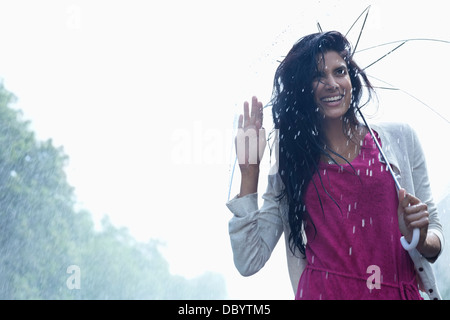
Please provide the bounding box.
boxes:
[333,62,347,69]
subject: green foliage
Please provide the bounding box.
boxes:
[0,81,227,299]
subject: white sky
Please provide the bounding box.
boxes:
[0,0,449,299]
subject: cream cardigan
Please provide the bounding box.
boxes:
[226,122,444,300]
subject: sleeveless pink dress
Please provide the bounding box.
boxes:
[296,131,421,300]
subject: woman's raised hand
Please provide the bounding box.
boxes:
[235,96,266,196]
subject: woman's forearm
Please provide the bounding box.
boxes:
[417,232,441,262]
[239,167,260,197]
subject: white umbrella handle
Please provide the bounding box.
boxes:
[400,228,420,251]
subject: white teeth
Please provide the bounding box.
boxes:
[322,95,342,102]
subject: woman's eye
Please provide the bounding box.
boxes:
[336,68,347,75]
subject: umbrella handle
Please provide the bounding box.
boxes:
[400,228,420,251]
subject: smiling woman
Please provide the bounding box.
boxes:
[226,31,444,300]
[313,51,352,119]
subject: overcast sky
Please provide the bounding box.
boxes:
[0,0,449,299]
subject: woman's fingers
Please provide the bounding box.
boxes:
[398,189,429,244]
[238,114,243,129]
[404,202,429,229]
[243,101,250,127]
[252,96,263,129]
[242,96,263,129]
[235,96,266,167]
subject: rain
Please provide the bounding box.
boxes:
[0,0,449,300]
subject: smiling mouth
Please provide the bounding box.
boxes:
[321,95,344,102]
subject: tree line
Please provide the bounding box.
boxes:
[0,81,227,299]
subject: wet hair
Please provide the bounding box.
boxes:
[270,31,374,257]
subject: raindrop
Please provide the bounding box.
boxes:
[10,170,17,177]
[349,247,352,255]
[362,219,365,227]
[352,225,356,234]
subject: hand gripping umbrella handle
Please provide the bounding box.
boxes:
[357,108,420,251]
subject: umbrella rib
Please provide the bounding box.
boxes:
[345,5,371,38]
[362,41,406,71]
[350,6,371,57]
[368,75,450,125]
[356,38,450,54]
[317,21,323,33]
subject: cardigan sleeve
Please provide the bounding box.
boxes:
[226,172,285,277]
[408,125,445,260]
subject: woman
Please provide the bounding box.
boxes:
[226,31,444,300]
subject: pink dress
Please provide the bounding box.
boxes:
[296,131,421,300]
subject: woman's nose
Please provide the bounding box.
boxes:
[323,76,339,90]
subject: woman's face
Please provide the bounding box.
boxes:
[312,51,352,120]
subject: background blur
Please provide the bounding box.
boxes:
[0,0,449,299]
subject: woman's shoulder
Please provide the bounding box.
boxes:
[370,121,414,133]
[370,121,417,141]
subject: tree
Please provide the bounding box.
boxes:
[0,81,227,299]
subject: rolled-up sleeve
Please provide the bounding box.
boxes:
[409,125,445,260]
[226,173,285,276]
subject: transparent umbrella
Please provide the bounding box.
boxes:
[226,4,449,298]
[347,6,450,250]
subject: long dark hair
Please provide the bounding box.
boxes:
[270,31,374,257]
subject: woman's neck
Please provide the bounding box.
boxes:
[322,117,366,164]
